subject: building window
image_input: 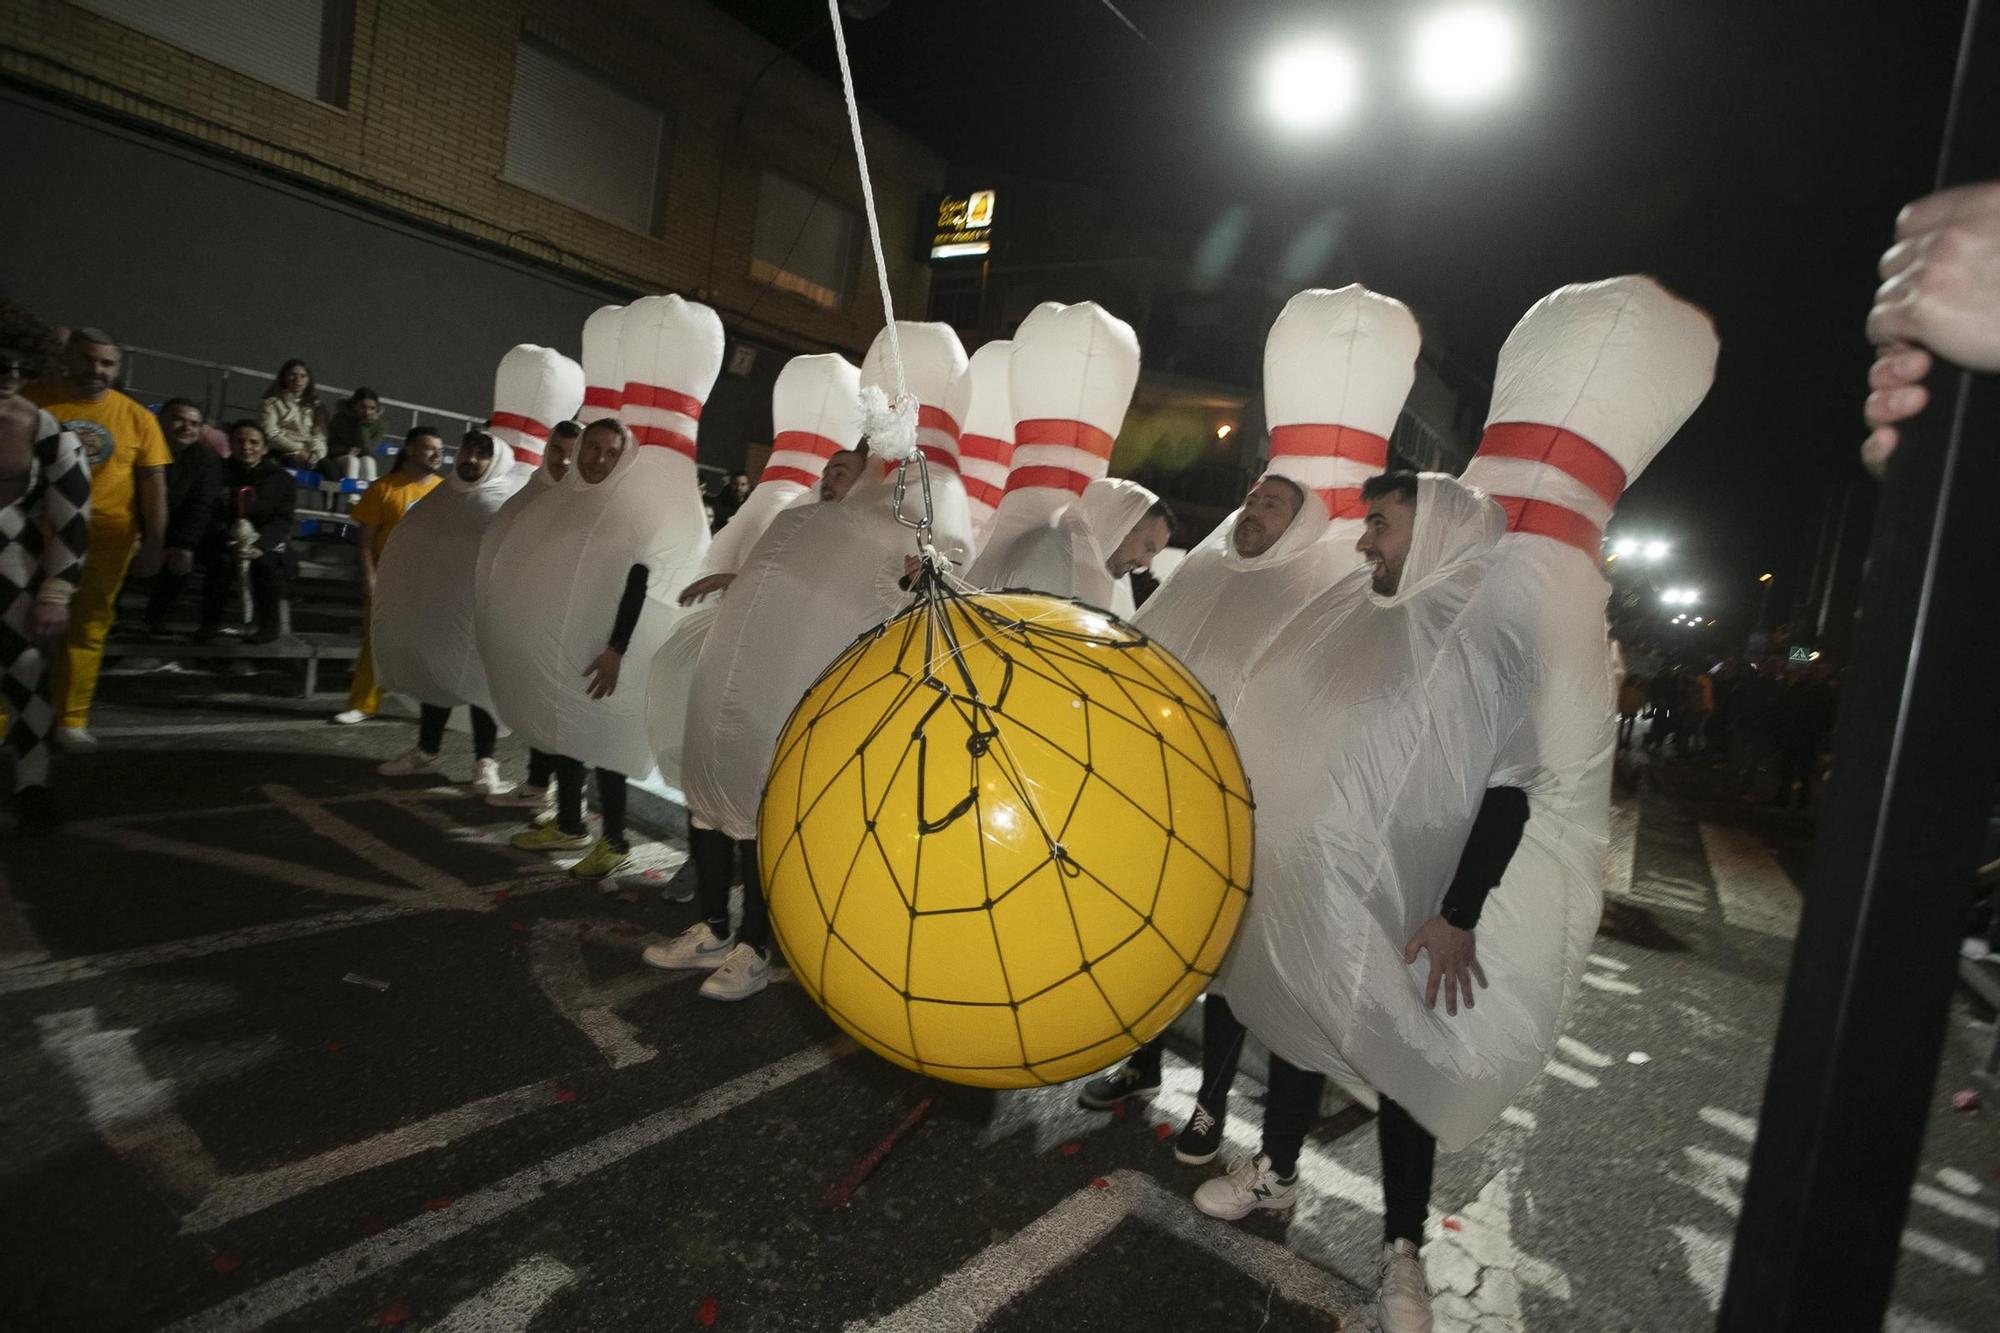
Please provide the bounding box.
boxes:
[502,39,669,236]
[75,0,352,105]
[751,172,855,311]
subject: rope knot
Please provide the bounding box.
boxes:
[860,384,920,463]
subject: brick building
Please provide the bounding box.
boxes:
[2,0,944,470]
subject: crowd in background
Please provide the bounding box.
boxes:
[1618,657,1840,811]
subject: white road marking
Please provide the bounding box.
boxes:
[1698,1106,1757,1142]
[1936,1167,1986,1197]
[161,1041,849,1333]
[1428,1167,1571,1329]
[1910,1182,2000,1230]
[1605,799,1638,901]
[1580,973,1642,996]
[86,719,343,739]
[419,1255,577,1332]
[1499,1105,1537,1131]
[1542,1061,1600,1090]
[1900,1226,1987,1276]
[180,1079,559,1233]
[74,823,428,905]
[36,1007,219,1205]
[1617,873,1712,917]
[1887,1306,1970,1333]
[528,920,688,1068]
[1697,823,1801,939]
[1555,1036,1614,1068]
[845,1170,1362,1332]
[1584,952,1628,972]
[265,783,466,894]
[1670,1224,1729,1309]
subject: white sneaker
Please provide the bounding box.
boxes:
[1192,1154,1296,1220]
[468,758,505,796]
[330,709,370,725]
[378,746,442,777]
[1376,1239,1434,1333]
[485,781,548,808]
[699,943,772,1001]
[55,727,99,752]
[642,922,732,972]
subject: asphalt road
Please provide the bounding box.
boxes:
[1,680,1994,1332]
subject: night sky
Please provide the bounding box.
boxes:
[714,0,1969,628]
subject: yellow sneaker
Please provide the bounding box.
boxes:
[570,838,632,881]
[511,824,592,853]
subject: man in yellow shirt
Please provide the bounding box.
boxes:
[25,330,169,748]
[332,426,443,724]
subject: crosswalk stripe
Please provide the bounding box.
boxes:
[1696,823,1801,939]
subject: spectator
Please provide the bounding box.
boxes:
[144,398,223,636]
[259,358,327,467]
[710,471,750,531]
[1687,669,1716,754]
[332,426,443,724]
[24,328,169,750]
[196,421,294,645]
[1617,672,1646,751]
[1644,666,1679,754]
[1773,666,1837,810]
[322,387,385,487]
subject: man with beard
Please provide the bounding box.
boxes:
[196,422,295,645]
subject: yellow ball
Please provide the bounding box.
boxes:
[760,591,1253,1088]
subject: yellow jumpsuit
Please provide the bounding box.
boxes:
[348,469,441,714]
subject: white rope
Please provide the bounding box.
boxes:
[826,0,919,472]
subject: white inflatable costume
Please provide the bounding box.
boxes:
[950,339,1014,548]
[677,322,973,840]
[646,352,866,790]
[861,322,975,566]
[1136,286,1418,713]
[478,295,722,778]
[1218,277,1717,1151]
[966,302,1147,609]
[376,346,579,713]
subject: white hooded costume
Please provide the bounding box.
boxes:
[966,302,1146,608]
[950,339,1014,548]
[1217,278,1717,1152]
[1213,476,1507,1148]
[1136,285,1421,713]
[375,346,579,713]
[646,352,867,791]
[477,295,722,777]
[676,323,973,840]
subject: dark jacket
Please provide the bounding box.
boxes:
[163,439,223,552]
[212,456,297,555]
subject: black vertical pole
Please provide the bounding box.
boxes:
[1718,3,2000,1328]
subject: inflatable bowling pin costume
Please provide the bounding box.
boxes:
[677,323,970,840]
[966,302,1146,607]
[486,344,584,478]
[1263,285,1420,572]
[949,339,1014,548]
[860,321,975,565]
[1131,287,1420,715]
[646,352,864,790]
[478,295,722,778]
[579,303,626,422]
[377,347,579,712]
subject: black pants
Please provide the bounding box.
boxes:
[690,825,768,952]
[146,560,199,632]
[417,704,497,759]
[551,758,628,850]
[199,548,286,634]
[1127,993,1247,1112]
[527,748,553,789]
[1261,1052,1436,1247]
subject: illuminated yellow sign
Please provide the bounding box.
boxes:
[931,188,996,259]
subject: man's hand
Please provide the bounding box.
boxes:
[1403,915,1487,1017]
[584,647,623,700]
[677,573,734,606]
[132,540,164,579]
[164,547,195,576]
[29,600,69,645]
[1863,181,2000,476]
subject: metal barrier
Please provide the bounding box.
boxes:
[119,344,485,441]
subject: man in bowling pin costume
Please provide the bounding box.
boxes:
[644,322,975,1002]
[1077,286,1419,1169]
[1202,278,1717,1333]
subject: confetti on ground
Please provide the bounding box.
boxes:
[1058,1141,1081,1157]
[825,1097,934,1208]
[209,1251,241,1274]
[1442,1217,1463,1232]
[491,889,511,904]
[376,1297,412,1326]
[555,1089,577,1103]
[1154,1122,1174,1142]
[696,1295,719,1326]
[1952,1089,1981,1112]
[424,1197,454,1212]
[1089,1177,1110,1189]
[1110,1102,1127,1121]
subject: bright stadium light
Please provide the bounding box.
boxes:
[1411,6,1520,106]
[1263,39,1364,133]
[1644,540,1670,561]
[1613,538,1640,557]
